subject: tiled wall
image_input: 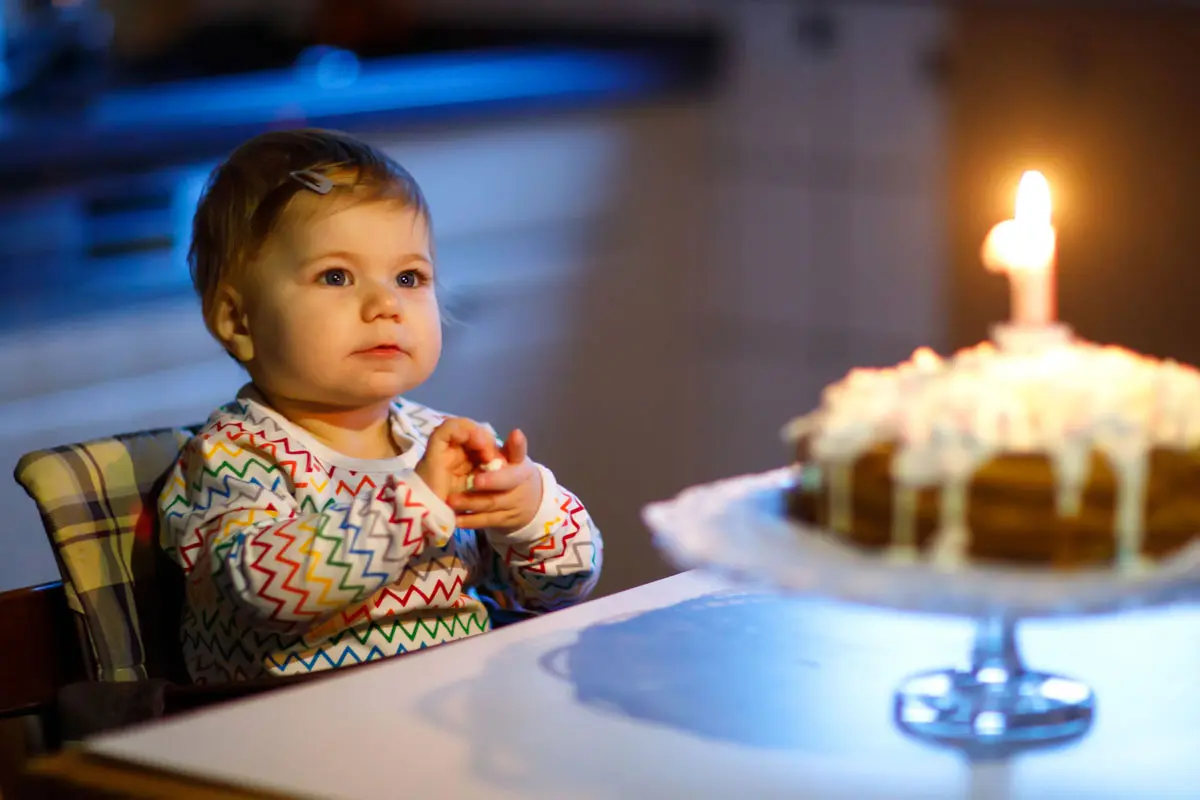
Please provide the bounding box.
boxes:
[692,3,949,479]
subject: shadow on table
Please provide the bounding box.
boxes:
[412,590,994,798]
[536,590,829,750]
[413,585,1200,798]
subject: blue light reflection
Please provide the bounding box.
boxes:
[93,48,667,130]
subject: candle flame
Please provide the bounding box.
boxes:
[1014,170,1052,225]
[982,170,1058,325]
[982,170,1056,276]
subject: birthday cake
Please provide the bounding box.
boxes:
[783,325,1200,571]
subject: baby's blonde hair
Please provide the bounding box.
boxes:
[189,128,431,340]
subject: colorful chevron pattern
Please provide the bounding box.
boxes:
[160,391,602,683]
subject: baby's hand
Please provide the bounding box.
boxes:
[447,429,543,533]
[414,418,503,503]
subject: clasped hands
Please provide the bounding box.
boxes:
[414,418,543,534]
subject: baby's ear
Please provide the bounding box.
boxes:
[212,283,254,362]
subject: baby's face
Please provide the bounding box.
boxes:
[239,197,441,409]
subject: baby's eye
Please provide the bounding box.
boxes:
[396,270,424,289]
[319,268,351,287]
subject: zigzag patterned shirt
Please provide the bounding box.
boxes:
[159,386,602,683]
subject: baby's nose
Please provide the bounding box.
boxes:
[363,283,403,320]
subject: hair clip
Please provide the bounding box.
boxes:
[289,169,335,195]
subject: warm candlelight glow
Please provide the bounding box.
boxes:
[911,346,940,371]
[982,170,1057,326]
[1014,170,1052,226]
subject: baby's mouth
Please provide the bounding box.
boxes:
[357,344,406,356]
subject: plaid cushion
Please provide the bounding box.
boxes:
[15,427,199,683]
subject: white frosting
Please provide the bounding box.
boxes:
[784,331,1200,569]
[466,457,508,491]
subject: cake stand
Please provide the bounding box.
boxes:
[642,468,1200,754]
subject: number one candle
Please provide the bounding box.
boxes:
[981,170,1057,327]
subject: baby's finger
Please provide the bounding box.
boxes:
[432,418,476,447]
[465,463,528,493]
[502,429,528,464]
[432,419,501,461]
[465,425,503,463]
[447,488,514,514]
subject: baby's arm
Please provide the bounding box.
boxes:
[161,430,455,634]
[474,466,603,613]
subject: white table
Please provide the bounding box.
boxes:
[84,571,1200,799]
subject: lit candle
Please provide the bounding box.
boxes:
[981,171,1057,326]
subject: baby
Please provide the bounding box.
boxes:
[159,129,603,683]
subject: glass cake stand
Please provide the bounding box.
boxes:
[641,468,1200,753]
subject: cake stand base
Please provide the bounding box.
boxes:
[893,614,1094,751]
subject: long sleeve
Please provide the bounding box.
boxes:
[475,464,602,613]
[161,429,456,635]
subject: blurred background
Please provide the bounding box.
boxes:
[2,1,1194,599]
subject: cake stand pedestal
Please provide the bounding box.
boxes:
[642,468,1200,754]
[895,612,1092,750]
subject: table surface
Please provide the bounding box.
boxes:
[83,571,1200,800]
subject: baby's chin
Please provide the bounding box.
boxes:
[257,377,417,411]
[337,370,427,404]
[253,358,436,408]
